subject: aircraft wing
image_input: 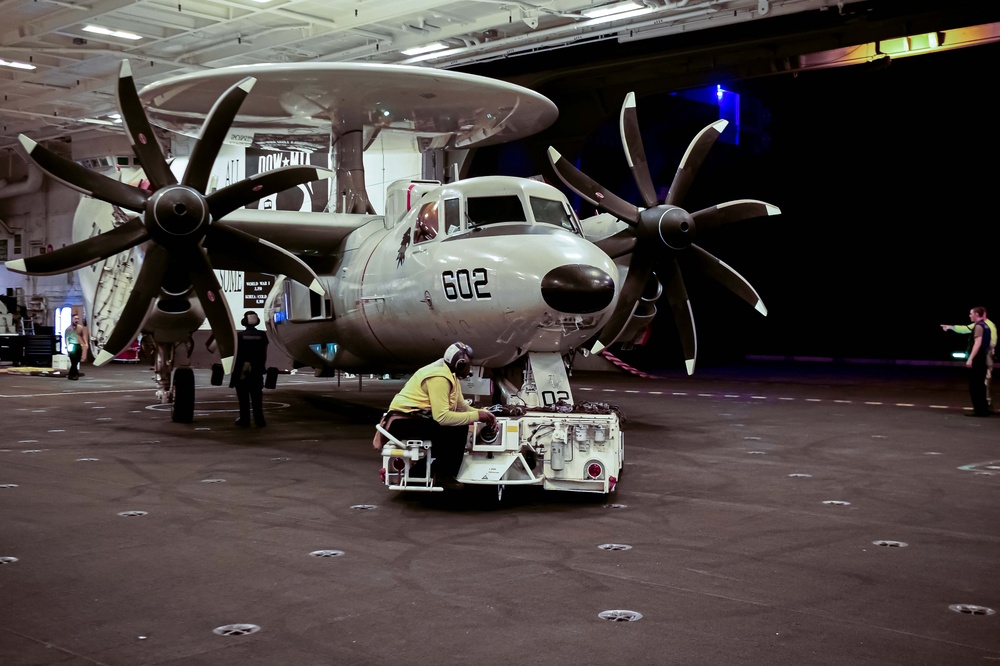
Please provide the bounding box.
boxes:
[217,209,379,257]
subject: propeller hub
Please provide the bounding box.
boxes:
[149,185,209,239]
[642,205,694,251]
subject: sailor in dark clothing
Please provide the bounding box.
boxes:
[230,311,269,427]
[965,306,993,417]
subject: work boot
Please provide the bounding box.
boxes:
[437,477,464,491]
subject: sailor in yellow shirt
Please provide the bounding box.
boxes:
[942,312,996,408]
[381,342,497,487]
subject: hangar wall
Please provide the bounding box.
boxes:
[0,164,82,334]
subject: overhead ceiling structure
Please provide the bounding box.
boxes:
[1,0,998,153]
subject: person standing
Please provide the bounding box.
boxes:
[376,342,496,488]
[942,308,996,412]
[230,311,269,427]
[958,307,993,416]
[63,313,88,380]
[78,316,91,376]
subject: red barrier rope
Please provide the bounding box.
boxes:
[599,349,659,379]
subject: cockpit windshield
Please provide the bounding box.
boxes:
[466,194,581,235]
[467,195,527,228]
[530,197,579,234]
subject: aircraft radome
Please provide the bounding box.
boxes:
[5,62,779,495]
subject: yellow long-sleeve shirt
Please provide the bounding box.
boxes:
[388,359,479,426]
[950,319,997,355]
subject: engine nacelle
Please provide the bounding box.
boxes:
[615,275,662,348]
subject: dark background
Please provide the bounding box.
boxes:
[460,1,1000,369]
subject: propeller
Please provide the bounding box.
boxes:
[548,91,779,375]
[4,60,332,375]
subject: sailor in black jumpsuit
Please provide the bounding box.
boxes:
[231,311,269,427]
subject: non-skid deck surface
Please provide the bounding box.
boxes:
[1,362,997,665]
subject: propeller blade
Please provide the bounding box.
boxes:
[689,244,768,316]
[183,248,236,375]
[691,199,781,232]
[93,244,169,366]
[183,77,256,193]
[117,60,177,190]
[547,147,640,225]
[17,136,149,212]
[205,223,327,296]
[664,119,728,207]
[207,165,334,221]
[620,92,658,208]
[592,249,655,353]
[5,217,148,276]
[660,259,697,375]
[594,228,637,259]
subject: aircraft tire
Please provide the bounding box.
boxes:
[172,368,195,423]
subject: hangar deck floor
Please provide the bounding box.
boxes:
[1,361,997,665]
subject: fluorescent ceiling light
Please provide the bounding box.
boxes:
[401,42,448,56]
[83,25,143,40]
[583,1,643,19]
[0,58,35,70]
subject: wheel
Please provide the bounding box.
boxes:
[172,367,195,423]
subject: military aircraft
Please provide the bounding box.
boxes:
[5,62,778,431]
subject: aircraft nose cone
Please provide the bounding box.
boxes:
[541,264,615,314]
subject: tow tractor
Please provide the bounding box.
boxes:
[377,352,624,499]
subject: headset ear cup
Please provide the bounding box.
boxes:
[240,315,248,327]
[444,342,473,375]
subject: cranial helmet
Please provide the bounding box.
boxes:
[443,341,474,378]
[241,311,260,328]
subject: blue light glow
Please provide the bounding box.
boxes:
[676,84,740,145]
[309,343,338,362]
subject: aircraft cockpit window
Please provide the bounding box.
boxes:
[467,195,527,228]
[413,201,439,243]
[444,198,461,235]
[530,197,580,234]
